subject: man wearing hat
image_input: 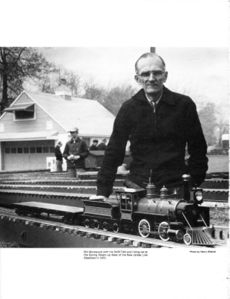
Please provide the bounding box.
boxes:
[89,139,99,151]
[63,127,89,178]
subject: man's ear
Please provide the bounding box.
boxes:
[163,71,168,83]
[134,74,140,83]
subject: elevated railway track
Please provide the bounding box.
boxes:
[0,170,228,248]
[0,206,227,248]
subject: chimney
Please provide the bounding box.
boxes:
[55,79,72,100]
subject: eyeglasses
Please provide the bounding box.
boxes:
[138,70,165,79]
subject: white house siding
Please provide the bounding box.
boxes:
[1,94,66,135]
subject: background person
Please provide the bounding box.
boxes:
[54,141,63,172]
[97,138,107,151]
[63,127,89,178]
[89,139,99,150]
[95,52,208,200]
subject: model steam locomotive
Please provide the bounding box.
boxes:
[81,174,212,246]
[13,174,213,246]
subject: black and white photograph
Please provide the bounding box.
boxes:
[0,1,229,299]
[0,46,228,248]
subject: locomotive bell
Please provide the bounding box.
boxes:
[160,185,168,199]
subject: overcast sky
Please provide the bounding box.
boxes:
[39,47,229,120]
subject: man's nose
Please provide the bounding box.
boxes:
[148,72,155,80]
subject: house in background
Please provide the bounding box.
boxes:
[0,88,115,171]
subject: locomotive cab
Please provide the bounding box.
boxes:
[115,188,145,221]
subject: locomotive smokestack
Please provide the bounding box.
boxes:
[182,174,191,202]
[146,169,157,198]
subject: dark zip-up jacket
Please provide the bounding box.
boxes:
[97,87,208,197]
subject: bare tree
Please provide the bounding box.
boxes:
[82,81,137,115]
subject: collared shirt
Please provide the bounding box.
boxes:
[145,93,162,105]
[145,92,163,113]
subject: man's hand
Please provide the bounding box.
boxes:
[73,155,80,160]
[67,154,74,160]
[67,155,80,160]
[89,195,108,202]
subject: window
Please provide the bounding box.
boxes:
[49,147,54,153]
[120,193,133,211]
[43,147,49,153]
[14,105,35,120]
[17,148,23,153]
[23,147,29,154]
[30,147,36,153]
[11,148,16,154]
[36,147,42,153]
[15,110,34,120]
[5,148,10,154]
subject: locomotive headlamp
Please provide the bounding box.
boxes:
[194,189,203,204]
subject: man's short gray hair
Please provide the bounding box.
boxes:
[135,52,166,74]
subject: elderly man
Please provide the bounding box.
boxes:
[96,52,208,199]
[63,127,89,178]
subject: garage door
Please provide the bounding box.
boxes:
[3,140,55,171]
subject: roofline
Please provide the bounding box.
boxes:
[0,137,57,142]
[27,91,114,132]
[0,90,114,135]
[0,90,66,132]
[25,91,67,131]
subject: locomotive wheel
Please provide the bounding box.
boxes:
[138,219,151,238]
[84,218,90,228]
[183,233,192,246]
[112,222,120,233]
[93,219,100,229]
[175,229,184,242]
[102,221,109,231]
[158,222,170,241]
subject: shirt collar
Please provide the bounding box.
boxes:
[71,137,80,143]
[133,86,176,106]
[145,93,162,105]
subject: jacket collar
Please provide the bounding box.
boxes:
[133,86,176,106]
[70,137,80,143]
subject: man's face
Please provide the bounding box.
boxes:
[70,131,78,139]
[135,56,168,95]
